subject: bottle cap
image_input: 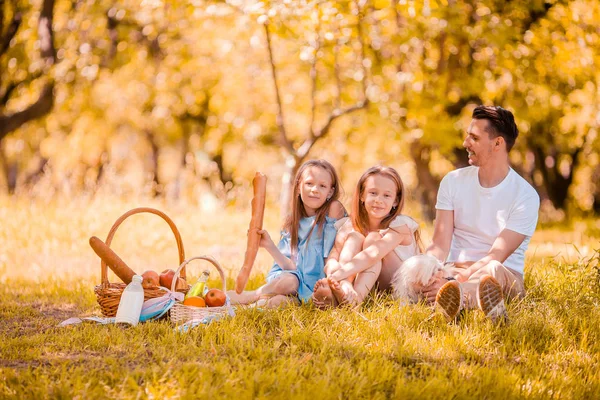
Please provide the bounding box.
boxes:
[132,275,142,283]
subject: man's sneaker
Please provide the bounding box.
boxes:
[435,280,463,322]
[477,275,507,323]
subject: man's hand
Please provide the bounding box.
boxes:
[421,276,446,303]
[454,268,472,283]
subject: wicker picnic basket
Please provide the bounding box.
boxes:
[94,207,189,317]
[169,255,233,324]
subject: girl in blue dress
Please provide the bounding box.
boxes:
[228,159,346,307]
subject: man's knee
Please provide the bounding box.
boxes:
[480,260,505,277]
[478,260,524,298]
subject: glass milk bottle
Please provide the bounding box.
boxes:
[115,275,145,326]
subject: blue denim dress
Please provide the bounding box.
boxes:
[266,215,339,302]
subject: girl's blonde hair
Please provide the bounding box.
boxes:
[284,159,342,256]
[351,166,423,251]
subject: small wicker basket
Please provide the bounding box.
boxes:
[169,256,233,324]
[94,207,189,317]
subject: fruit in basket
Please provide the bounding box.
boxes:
[141,270,160,288]
[159,269,176,288]
[183,296,206,307]
[205,289,227,307]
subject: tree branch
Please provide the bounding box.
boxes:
[390,0,406,31]
[0,10,22,57]
[105,10,119,63]
[38,0,56,63]
[263,22,294,154]
[0,83,54,141]
[0,81,20,107]
[296,5,370,160]
[355,0,369,97]
[0,0,56,141]
[308,20,321,140]
[333,38,342,109]
[522,2,554,32]
[0,71,45,106]
[105,12,164,60]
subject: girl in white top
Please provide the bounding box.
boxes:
[312,166,423,308]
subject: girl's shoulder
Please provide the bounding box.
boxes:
[334,216,352,231]
[327,200,346,219]
[388,215,419,231]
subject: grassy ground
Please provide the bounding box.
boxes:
[1,196,600,399]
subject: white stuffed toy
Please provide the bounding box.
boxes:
[391,254,452,303]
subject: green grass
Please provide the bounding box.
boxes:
[1,196,600,399]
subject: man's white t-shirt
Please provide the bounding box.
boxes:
[436,166,540,274]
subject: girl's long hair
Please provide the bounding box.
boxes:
[283,159,341,258]
[351,166,424,251]
[351,166,405,236]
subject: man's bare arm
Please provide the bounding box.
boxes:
[455,229,526,282]
[420,209,454,302]
[426,209,454,262]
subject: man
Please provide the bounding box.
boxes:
[422,105,540,322]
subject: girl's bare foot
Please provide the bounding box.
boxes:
[312,278,337,309]
[226,289,259,305]
[327,277,359,307]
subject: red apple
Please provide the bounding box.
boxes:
[159,269,176,289]
[205,289,226,307]
[141,270,160,289]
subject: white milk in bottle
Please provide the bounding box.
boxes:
[115,275,145,326]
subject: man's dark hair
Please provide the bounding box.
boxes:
[472,105,519,151]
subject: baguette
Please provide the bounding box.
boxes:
[89,236,136,284]
[235,172,267,293]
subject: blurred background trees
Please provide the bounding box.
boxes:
[1,0,598,221]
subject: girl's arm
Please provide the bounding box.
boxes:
[257,229,296,270]
[331,225,412,281]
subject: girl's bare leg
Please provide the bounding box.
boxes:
[227,273,299,305]
[314,232,365,308]
[377,249,404,291]
[329,232,365,305]
[338,232,365,265]
[351,232,385,304]
[265,294,301,308]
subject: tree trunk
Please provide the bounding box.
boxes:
[170,132,190,201]
[531,142,580,210]
[409,141,440,222]
[0,0,56,141]
[451,147,469,169]
[144,130,161,197]
[591,162,600,214]
[23,157,49,187]
[0,151,18,194]
[280,156,300,219]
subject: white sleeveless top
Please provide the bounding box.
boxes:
[335,215,421,262]
[381,215,420,262]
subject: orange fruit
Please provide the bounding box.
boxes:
[183,296,206,307]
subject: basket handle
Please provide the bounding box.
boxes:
[101,207,186,285]
[171,256,226,293]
